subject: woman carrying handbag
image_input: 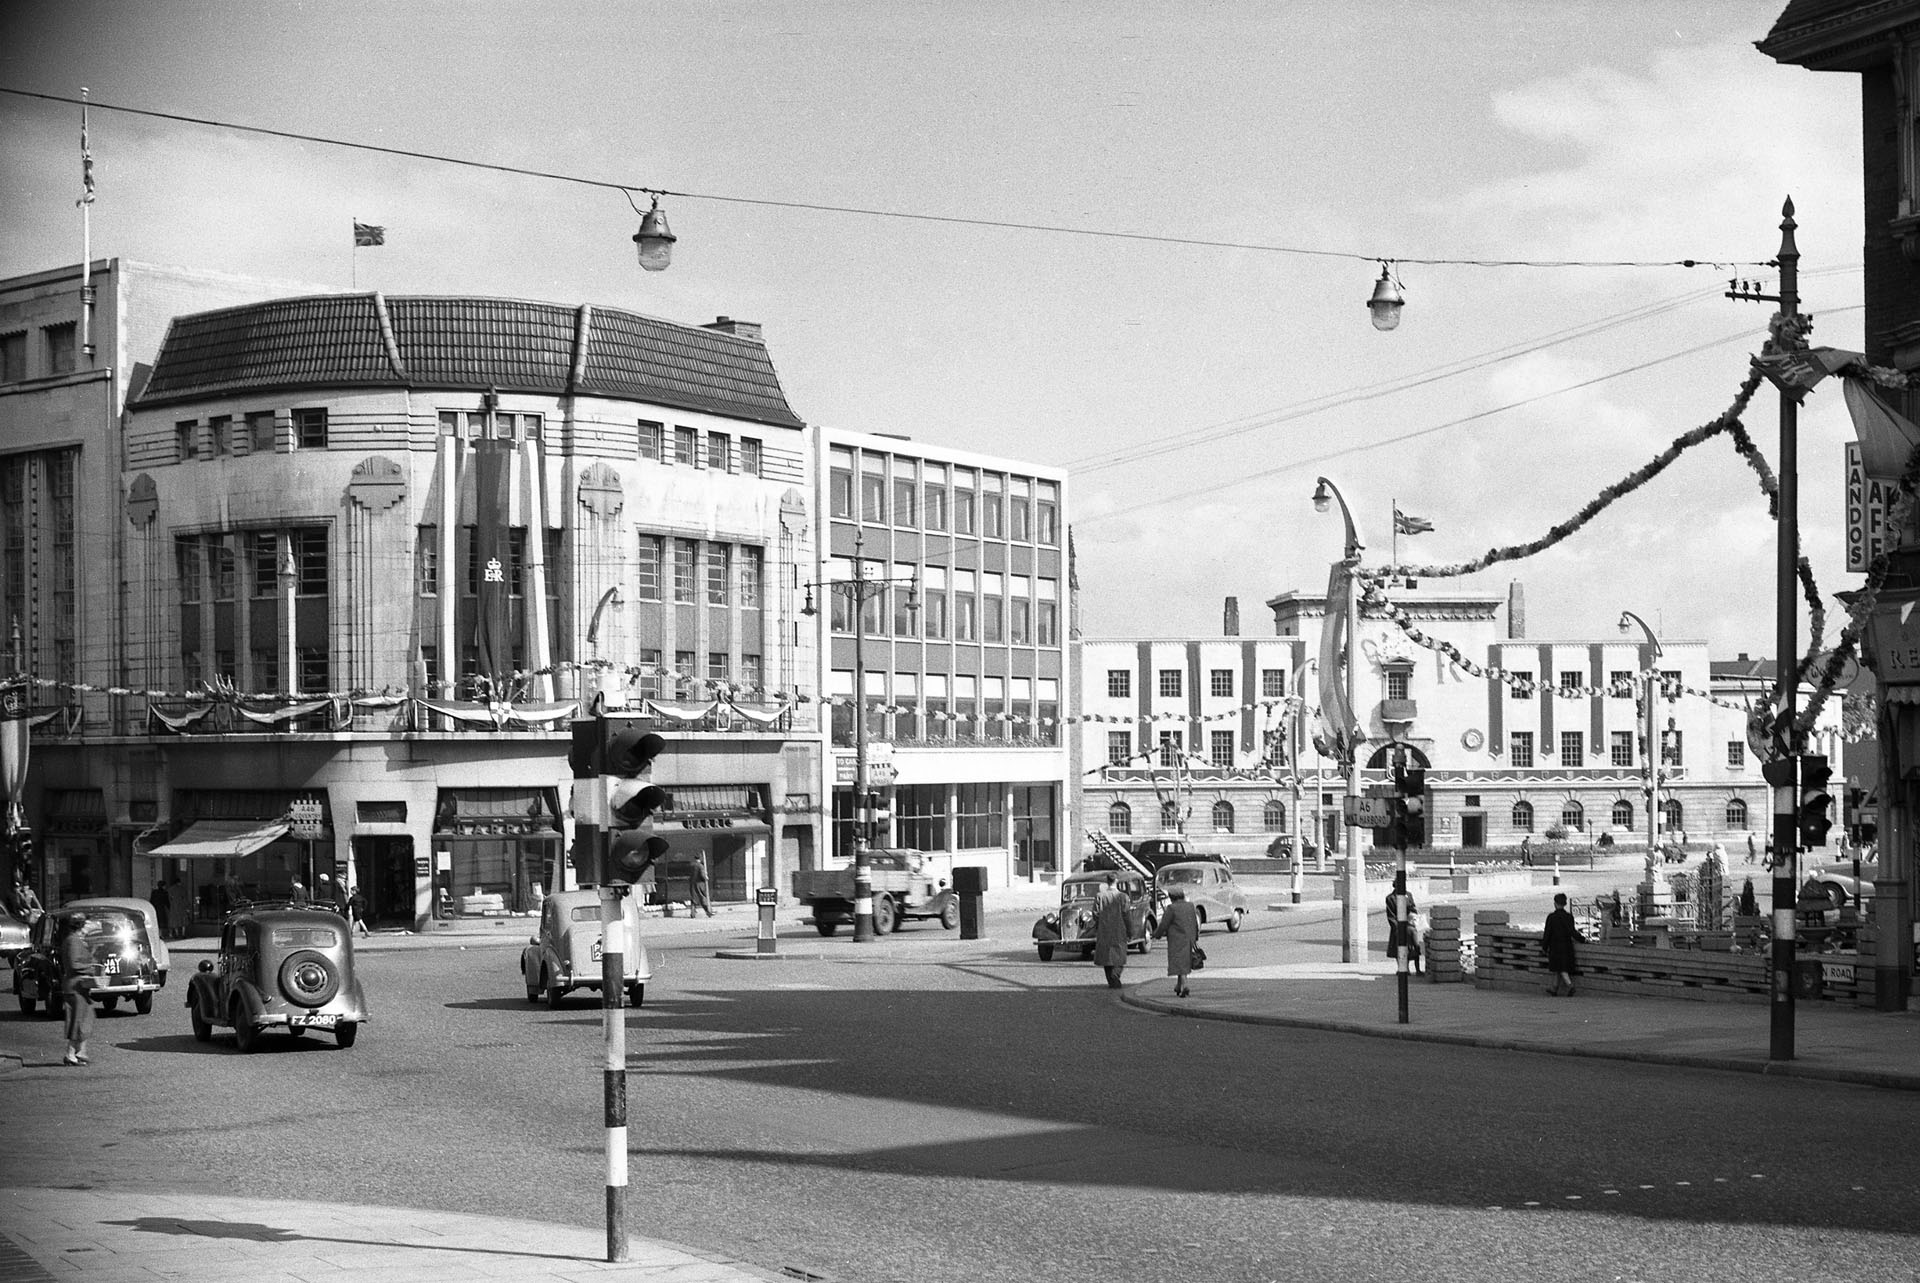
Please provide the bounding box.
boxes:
[1153,886,1202,998]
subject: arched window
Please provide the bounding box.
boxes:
[1662,798,1684,834]
[1212,800,1235,833]
[1107,801,1132,834]
[1725,798,1748,830]
[1161,800,1180,830]
[1560,801,1584,831]
[1263,799,1287,832]
[1611,799,1633,829]
[1512,801,1534,832]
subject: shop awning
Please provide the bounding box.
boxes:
[143,818,291,859]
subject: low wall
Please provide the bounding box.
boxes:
[1472,911,1877,1005]
[1334,867,1534,901]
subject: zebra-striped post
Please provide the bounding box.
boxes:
[599,880,630,1263]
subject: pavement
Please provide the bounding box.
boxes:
[5,871,1918,1280]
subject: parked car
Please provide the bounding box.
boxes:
[0,907,30,965]
[521,889,652,1008]
[1033,870,1159,962]
[13,899,170,1016]
[1155,860,1249,932]
[1803,859,1875,908]
[185,905,368,1050]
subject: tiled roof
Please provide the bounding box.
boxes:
[136,293,804,428]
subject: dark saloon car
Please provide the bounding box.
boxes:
[13,899,169,1016]
[1033,870,1159,962]
[186,905,368,1050]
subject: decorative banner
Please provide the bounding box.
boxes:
[472,439,514,699]
[0,680,27,833]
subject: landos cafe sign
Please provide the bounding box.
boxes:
[1866,594,1920,689]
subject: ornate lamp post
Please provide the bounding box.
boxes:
[1288,660,1317,906]
[802,531,917,942]
[1618,610,1664,862]
[1313,476,1368,963]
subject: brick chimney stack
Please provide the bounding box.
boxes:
[703,316,764,343]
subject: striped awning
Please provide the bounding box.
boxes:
[143,819,291,860]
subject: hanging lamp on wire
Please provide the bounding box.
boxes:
[631,192,676,272]
[1367,261,1405,331]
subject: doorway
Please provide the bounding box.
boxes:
[1461,814,1485,849]
[353,836,416,927]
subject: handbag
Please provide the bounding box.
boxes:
[1190,944,1206,971]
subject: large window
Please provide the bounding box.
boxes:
[1387,668,1410,700]
[739,546,763,609]
[1726,798,1749,829]
[1611,731,1633,767]
[1107,801,1132,834]
[1158,669,1182,698]
[1211,669,1233,698]
[955,782,1005,849]
[674,427,698,466]
[706,544,730,606]
[636,535,662,600]
[247,411,275,453]
[1612,800,1634,829]
[176,536,202,604]
[740,437,762,475]
[292,408,327,449]
[638,421,663,461]
[1210,730,1233,767]
[1559,731,1584,767]
[1264,799,1286,832]
[1661,730,1684,767]
[861,456,886,523]
[1107,669,1131,698]
[896,783,948,851]
[1262,669,1287,699]
[1726,741,1745,770]
[1511,801,1535,832]
[829,447,854,518]
[1036,480,1058,544]
[1211,800,1235,833]
[1107,731,1131,766]
[924,465,948,531]
[1560,801,1584,831]
[673,539,697,604]
[1662,798,1684,834]
[1509,731,1534,768]
[1511,671,1533,699]
[1157,730,1181,768]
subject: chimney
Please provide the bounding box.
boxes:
[1507,580,1526,640]
[1223,597,1240,636]
[703,316,763,343]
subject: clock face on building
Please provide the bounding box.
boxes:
[1461,728,1484,751]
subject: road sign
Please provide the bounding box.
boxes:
[1345,795,1393,827]
[289,797,324,839]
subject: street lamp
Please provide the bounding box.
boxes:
[632,193,676,272]
[802,530,917,942]
[1366,262,1405,332]
[1288,660,1317,906]
[1618,610,1664,863]
[1313,475,1368,964]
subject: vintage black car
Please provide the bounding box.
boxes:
[1033,870,1159,962]
[185,905,368,1050]
[13,899,169,1016]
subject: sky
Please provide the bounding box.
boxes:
[0,1,1870,661]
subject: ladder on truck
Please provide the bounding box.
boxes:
[1087,830,1153,882]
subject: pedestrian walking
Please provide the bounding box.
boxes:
[690,855,714,917]
[290,878,309,906]
[331,873,351,916]
[1153,885,1201,997]
[1519,835,1532,867]
[167,874,190,937]
[1746,832,1758,865]
[347,883,370,937]
[57,911,98,1066]
[1542,891,1580,997]
[1091,873,1129,989]
[148,879,172,940]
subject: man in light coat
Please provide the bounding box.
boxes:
[1091,874,1130,989]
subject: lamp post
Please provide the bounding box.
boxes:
[1289,661,1317,905]
[802,531,917,942]
[1618,610,1664,863]
[1313,476,1368,964]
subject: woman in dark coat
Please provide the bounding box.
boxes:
[1154,886,1201,997]
[1542,892,1579,997]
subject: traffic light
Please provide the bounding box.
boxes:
[1798,753,1834,848]
[603,720,670,885]
[1391,768,1426,849]
[858,789,891,843]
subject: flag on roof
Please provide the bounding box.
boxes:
[353,221,385,247]
[1393,508,1434,535]
[78,112,94,207]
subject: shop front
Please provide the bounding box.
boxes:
[645,784,769,907]
[143,790,323,926]
[429,787,563,920]
[41,787,109,903]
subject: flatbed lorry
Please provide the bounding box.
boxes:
[791,849,958,935]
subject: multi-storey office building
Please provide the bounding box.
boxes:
[5,265,823,929]
[1071,584,1841,865]
[815,428,1070,884]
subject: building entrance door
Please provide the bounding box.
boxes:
[1461,814,1485,849]
[353,836,416,927]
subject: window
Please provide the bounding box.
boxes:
[893,473,917,527]
[293,408,327,449]
[1726,799,1749,829]
[706,544,729,605]
[1660,670,1683,700]
[212,541,235,600]
[708,652,728,685]
[1611,731,1633,768]
[1108,669,1131,698]
[1157,731,1182,768]
[43,322,75,375]
[0,332,24,382]
[673,540,698,604]
[675,650,697,697]
[1210,729,1234,766]
[1262,669,1287,699]
[291,528,328,594]
[1160,799,1179,830]
[1662,798,1684,834]
[739,546,763,609]
[982,573,1004,642]
[636,535,662,600]
[1386,668,1410,700]
[674,427,698,466]
[1264,799,1287,832]
[1661,730,1684,767]
[208,415,231,457]
[740,653,763,691]
[1210,669,1233,698]
[1559,731,1584,767]
[638,648,663,699]
[953,470,977,535]
[1561,801,1584,831]
[982,477,1004,537]
[1511,671,1533,699]
[830,448,854,518]
[1010,479,1031,541]
[1158,669,1182,698]
[1107,731,1132,765]
[1612,800,1634,829]
[176,537,202,605]
[1610,670,1633,697]
[861,456,886,523]
[1512,801,1535,832]
[1036,481,1059,544]
[1509,731,1534,767]
[1211,800,1235,833]
[418,527,438,595]
[638,421,663,461]
[1727,741,1745,770]
[175,421,196,462]
[922,576,947,639]
[740,437,762,476]
[924,470,948,530]
[954,582,977,642]
[297,646,327,692]
[707,432,731,472]
[247,411,275,453]
[1558,670,1582,693]
[893,571,917,636]
[1037,593,1058,646]
[248,532,278,596]
[1107,802,1132,834]
[955,781,1006,849]
[1010,595,1030,644]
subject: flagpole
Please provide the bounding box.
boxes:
[78,87,94,363]
[1390,498,1398,577]
[351,217,357,289]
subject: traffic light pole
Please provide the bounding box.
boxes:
[852,572,874,942]
[599,878,631,1264]
[1769,200,1801,1064]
